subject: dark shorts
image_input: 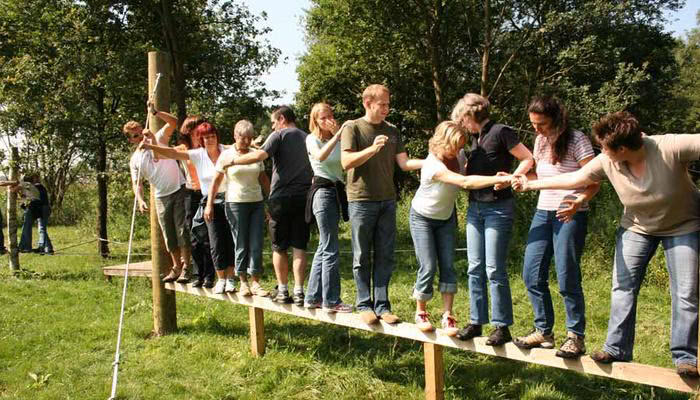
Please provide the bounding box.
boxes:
[268,195,310,251]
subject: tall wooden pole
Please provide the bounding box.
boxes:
[148,51,177,336]
[7,147,19,273]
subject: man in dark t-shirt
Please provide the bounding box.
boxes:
[224,106,313,305]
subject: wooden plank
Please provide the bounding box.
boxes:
[103,261,153,277]
[164,282,700,394]
[249,307,265,357]
[424,343,444,400]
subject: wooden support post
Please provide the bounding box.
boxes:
[7,147,19,273]
[424,343,444,400]
[249,307,265,357]
[148,50,177,336]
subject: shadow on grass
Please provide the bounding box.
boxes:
[12,268,99,281]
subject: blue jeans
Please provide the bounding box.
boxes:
[410,207,458,301]
[306,188,342,307]
[19,207,35,251]
[603,228,698,366]
[37,205,53,253]
[225,201,264,277]
[522,210,587,336]
[466,198,514,327]
[349,200,396,315]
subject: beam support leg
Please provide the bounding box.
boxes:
[424,342,444,400]
[249,307,265,357]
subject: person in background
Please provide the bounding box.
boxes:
[15,173,53,255]
[208,120,271,297]
[304,103,352,313]
[512,96,598,359]
[514,111,700,377]
[340,84,423,325]
[410,120,512,335]
[450,93,534,346]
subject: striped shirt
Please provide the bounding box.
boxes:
[534,130,594,211]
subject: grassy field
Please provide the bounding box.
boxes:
[0,214,693,400]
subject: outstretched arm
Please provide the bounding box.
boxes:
[434,169,511,190]
[395,152,423,171]
[140,141,190,161]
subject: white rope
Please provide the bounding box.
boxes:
[108,73,161,400]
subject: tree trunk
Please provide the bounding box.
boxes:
[481,0,490,97]
[97,137,110,257]
[428,0,445,122]
[8,147,19,273]
[160,0,187,125]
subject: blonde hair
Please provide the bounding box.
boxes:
[450,93,490,124]
[362,84,390,103]
[309,102,333,139]
[234,119,255,137]
[122,120,142,134]
[429,121,466,157]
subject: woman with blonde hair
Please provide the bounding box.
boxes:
[410,120,512,334]
[303,102,352,312]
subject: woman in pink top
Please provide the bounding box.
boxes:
[512,97,599,359]
[515,111,700,377]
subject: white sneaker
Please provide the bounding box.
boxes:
[224,278,236,293]
[213,279,226,294]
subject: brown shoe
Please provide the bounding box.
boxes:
[162,267,181,283]
[590,350,622,364]
[379,312,401,324]
[176,267,191,283]
[677,363,699,377]
[360,310,379,325]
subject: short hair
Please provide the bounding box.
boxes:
[180,115,204,136]
[593,111,643,151]
[429,120,466,157]
[122,121,142,134]
[234,119,255,137]
[271,106,296,124]
[191,121,219,142]
[362,84,390,103]
[309,102,333,139]
[450,93,490,124]
[528,96,571,164]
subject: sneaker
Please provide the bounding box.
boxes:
[239,282,252,296]
[250,283,269,297]
[415,312,434,333]
[379,313,401,324]
[440,313,458,337]
[590,350,622,364]
[292,291,305,306]
[324,303,353,313]
[304,300,322,309]
[360,310,379,325]
[485,326,512,346]
[191,278,204,288]
[162,268,181,283]
[224,278,236,293]
[213,279,226,294]
[514,329,555,350]
[677,363,699,377]
[556,332,585,359]
[456,324,482,341]
[203,278,215,288]
[176,267,191,283]
[272,287,293,304]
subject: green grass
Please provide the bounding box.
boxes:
[0,212,693,399]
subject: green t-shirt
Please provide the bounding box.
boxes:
[340,118,405,201]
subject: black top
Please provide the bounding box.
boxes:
[461,121,520,202]
[261,127,313,199]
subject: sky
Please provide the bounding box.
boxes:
[244,0,700,106]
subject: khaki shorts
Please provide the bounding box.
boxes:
[154,187,189,252]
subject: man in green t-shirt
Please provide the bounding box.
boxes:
[340,84,422,325]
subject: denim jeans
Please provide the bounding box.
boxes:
[349,200,396,315]
[225,201,265,277]
[306,188,342,307]
[410,207,458,301]
[522,209,587,336]
[19,207,34,251]
[37,205,53,252]
[603,228,698,366]
[466,198,514,327]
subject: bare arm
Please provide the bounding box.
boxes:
[434,169,511,190]
[130,163,148,213]
[511,143,535,176]
[140,142,190,161]
[341,135,387,170]
[519,168,597,191]
[204,172,225,222]
[555,155,601,222]
[309,132,342,162]
[229,149,268,167]
[259,171,270,197]
[149,101,177,144]
[395,152,423,171]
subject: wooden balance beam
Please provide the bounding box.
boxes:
[102,261,153,280]
[164,282,699,399]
